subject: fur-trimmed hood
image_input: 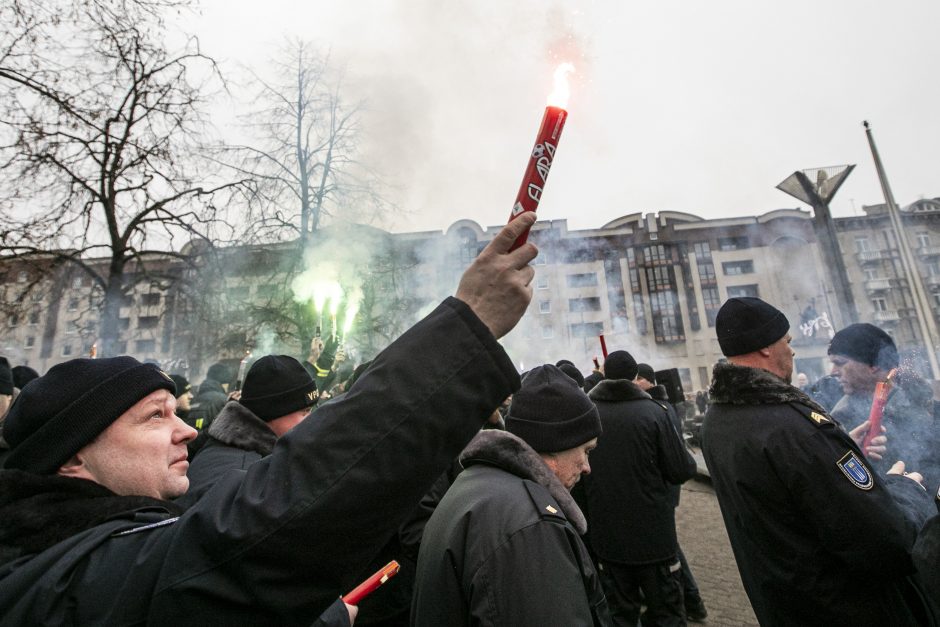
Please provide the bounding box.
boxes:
[709,361,827,414]
[588,378,651,403]
[459,430,587,534]
[207,401,276,456]
[0,470,181,565]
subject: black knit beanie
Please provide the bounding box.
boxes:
[828,323,899,370]
[604,350,638,381]
[239,355,317,422]
[0,357,12,395]
[716,297,790,356]
[169,374,191,398]
[506,364,602,453]
[3,357,176,474]
[636,363,656,384]
[558,362,585,387]
[11,365,39,390]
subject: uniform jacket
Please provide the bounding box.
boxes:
[187,379,228,431]
[703,361,933,627]
[411,430,610,627]
[182,400,276,504]
[581,379,696,565]
[0,297,519,626]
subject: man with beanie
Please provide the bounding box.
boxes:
[633,364,707,623]
[412,364,609,626]
[184,355,317,501]
[169,374,193,421]
[829,323,936,484]
[187,361,232,432]
[11,365,39,390]
[703,297,934,627]
[0,213,538,626]
[581,350,696,627]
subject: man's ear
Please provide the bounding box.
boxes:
[57,453,91,480]
[758,346,772,357]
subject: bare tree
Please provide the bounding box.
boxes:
[0,0,248,356]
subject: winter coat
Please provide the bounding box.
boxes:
[411,430,610,626]
[648,384,692,509]
[581,379,696,565]
[830,371,938,488]
[181,401,277,505]
[187,378,228,431]
[703,361,934,627]
[0,297,520,626]
[914,493,940,623]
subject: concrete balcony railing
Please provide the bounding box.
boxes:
[917,245,940,257]
[863,278,893,292]
[926,275,940,288]
[856,250,889,263]
[873,310,901,323]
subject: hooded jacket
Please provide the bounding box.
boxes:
[412,429,609,626]
[580,379,696,565]
[0,297,519,626]
[703,361,934,627]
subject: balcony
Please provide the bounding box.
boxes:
[927,275,940,289]
[856,250,889,264]
[917,245,940,258]
[873,310,901,323]
[863,278,892,292]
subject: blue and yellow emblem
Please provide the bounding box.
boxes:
[837,451,873,490]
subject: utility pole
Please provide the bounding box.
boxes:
[863,121,940,379]
[777,165,859,327]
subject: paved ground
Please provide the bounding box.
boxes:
[676,476,759,626]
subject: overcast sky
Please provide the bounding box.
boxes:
[189,0,940,234]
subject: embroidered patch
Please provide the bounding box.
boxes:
[545,505,558,514]
[809,412,829,425]
[837,452,873,490]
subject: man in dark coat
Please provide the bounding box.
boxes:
[635,363,707,623]
[183,355,317,502]
[187,362,231,431]
[412,364,609,626]
[0,213,538,626]
[582,351,697,627]
[828,322,937,489]
[703,297,934,627]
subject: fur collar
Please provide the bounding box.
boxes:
[588,379,651,403]
[709,362,827,413]
[459,430,587,534]
[0,470,182,564]
[207,401,276,456]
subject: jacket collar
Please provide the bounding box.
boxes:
[0,470,181,565]
[588,378,651,403]
[709,361,826,414]
[207,401,276,456]
[459,430,587,534]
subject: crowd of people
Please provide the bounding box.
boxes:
[0,212,938,626]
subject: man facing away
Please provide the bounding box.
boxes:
[0,212,539,626]
[702,297,934,627]
[582,351,697,627]
[411,364,609,626]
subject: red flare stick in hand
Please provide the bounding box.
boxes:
[342,560,400,606]
[599,334,608,359]
[862,368,896,451]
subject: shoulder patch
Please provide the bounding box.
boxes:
[522,480,566,523]
[111,516,180,537]
[789,403,832,428]
[837,452,873,490]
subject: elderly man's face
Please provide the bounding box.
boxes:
[542,438,597,490]
[829,355,880,396]
[63,389,197,499]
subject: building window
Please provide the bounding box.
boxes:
[62,343,73,357]
[854,237,870,253]
[934,293,940,308]
[722,261,754,276]
[141,293,161,306]
[114,341,127,354]
[541,325,554,339]
[918,232,931,248]
[702,287,721,326]
[569,297,602,312]
[28,309,40,325]
[71,276,84,289]
[24,336,35,349]
[536,276,549,290]
[693,242,712,261]
[65,320,79,335]
[872,298,887,312]
[644,244,671,266]
[7,313,18,327]
[717,236,749,251]
[569,321,604,338]
[727,284,760,298]
[864,268,879,281]
[646,266,672,291]
[649,291,685,343]
[539,300,551,314]
[136,339,156,353]
[138,316,159,330]
[566,273,598,288]
[929,259,940,277]
[118,317,131,331]
[67,297,80,312]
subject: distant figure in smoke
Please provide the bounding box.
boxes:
[694,391,708,414]
[828,323,937,486]
[795,372,809,390]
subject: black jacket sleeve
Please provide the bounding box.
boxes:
[656,403,697,485]
[150,298,520,624]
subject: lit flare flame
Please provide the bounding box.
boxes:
[546,62,575,109]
